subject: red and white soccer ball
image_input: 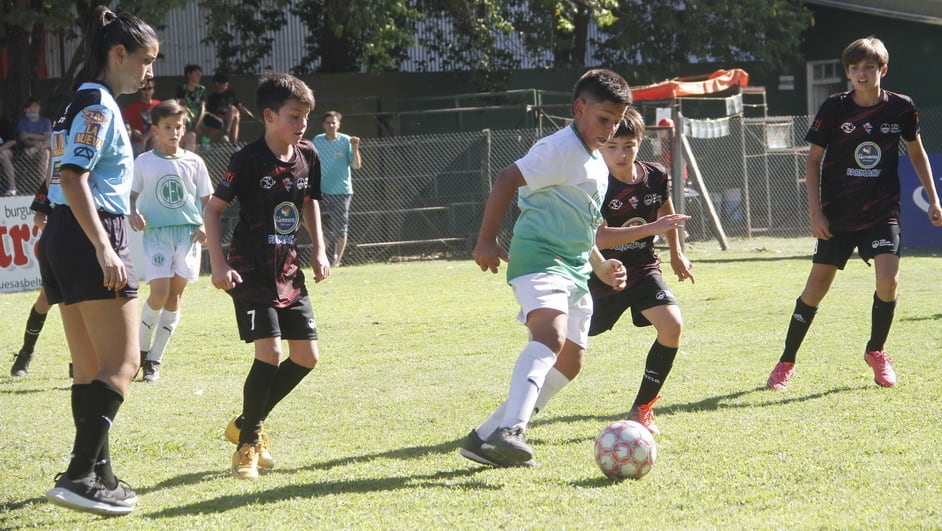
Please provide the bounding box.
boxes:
[594,420,657,480]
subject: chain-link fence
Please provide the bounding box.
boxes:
[6,107,941,266]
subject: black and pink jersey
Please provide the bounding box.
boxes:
[597,160,669,289]
[806,90,919,231]
[214,138,322,308]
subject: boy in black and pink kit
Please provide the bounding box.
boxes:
[204,72,329,479]
[766,36,942,390]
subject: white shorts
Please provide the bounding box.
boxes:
[509,272,593,348]
[143,225,202,282]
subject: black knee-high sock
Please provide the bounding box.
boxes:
[866,292,897,353]
[632,341,678,407]
[261,359,313,420]
[780,298,818,363]
[21,306,47,354]
[239,359,278,446]
[66,380,123,480]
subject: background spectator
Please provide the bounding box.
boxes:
[123,80,160,156]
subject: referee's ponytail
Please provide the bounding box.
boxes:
[74,5,159,91]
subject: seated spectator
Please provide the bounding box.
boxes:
[175,63,205,151]
[16,97,52,195]
[204,72,255,143]
[0,113,15,195]
[124,80,160,155]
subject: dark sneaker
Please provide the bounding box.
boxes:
[481,426,533,465]
[10,350,33,377]
[459,429,535,468]
[46,472,135,516]
[142,360,160,382]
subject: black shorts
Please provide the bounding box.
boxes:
[588,274,678,336]
[813,222,901,269]
[232,296,318,343]
[39,206,138,305]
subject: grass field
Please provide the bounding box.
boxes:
[1,236,940,529]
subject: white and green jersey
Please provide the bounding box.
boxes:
[507,124,608,288]
[131,149,212,228]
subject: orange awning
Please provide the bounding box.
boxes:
[631,69,750,101]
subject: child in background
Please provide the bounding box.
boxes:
[175,64,205,151]
[204,72,256,143]
[461,69,631,468]
[15,97,53,195]
[766,36,942,390]
[130,100,212,382]
[204,72,330,479]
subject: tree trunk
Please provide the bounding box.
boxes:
[571,4,589,68]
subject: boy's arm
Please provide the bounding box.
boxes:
[805,144,830,239]
[473,163,525,273]
[302,199,330,282]
[237,103,256,121]
[204,196,241,290]
[588,245,626,291]
[190,195,210,244]
[905,135,942,226]
[129,191,146,231]
[659,198,695,283]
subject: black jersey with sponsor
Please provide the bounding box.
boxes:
[214,138,322,308]
[596,161,669,290]
[805,90,919,232]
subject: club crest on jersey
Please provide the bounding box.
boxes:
[863,122,873,134]
[282,176,294,192]
[854,142,881,169]
[621,216,646,228]
[841,122,856,134]
[260,175,276,189]
[273,201,300,235]
[156,174,187,209]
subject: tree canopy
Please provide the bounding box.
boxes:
[1,0,813,119]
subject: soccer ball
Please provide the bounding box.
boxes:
[594,420,657,480]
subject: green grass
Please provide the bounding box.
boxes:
[1,236,940,529]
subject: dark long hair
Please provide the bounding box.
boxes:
[74,6,158,90]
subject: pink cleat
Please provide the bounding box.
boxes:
[865,351,897,387]
[766,362,795,390]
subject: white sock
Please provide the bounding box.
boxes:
[500,341,556,431]
[477,368,572,440]
[476,402,507,441]
[140,302,161,351]
[534,367,571,414]
[147,310,180,363]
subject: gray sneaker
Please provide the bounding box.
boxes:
[142,360,160,382]
[46,472,135,516]
[460,429,535,468]
[480,426,534,465]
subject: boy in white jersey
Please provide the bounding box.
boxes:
[461,69,632,467]
[130,100,212,381]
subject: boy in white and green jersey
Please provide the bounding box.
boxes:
[129,100,212,381]
[461,69,632,467]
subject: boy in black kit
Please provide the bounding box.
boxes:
[204,72,329,479]
[766,36,941,391]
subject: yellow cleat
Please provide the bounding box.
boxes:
[231,444,259,480]
[226,416,274,469]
